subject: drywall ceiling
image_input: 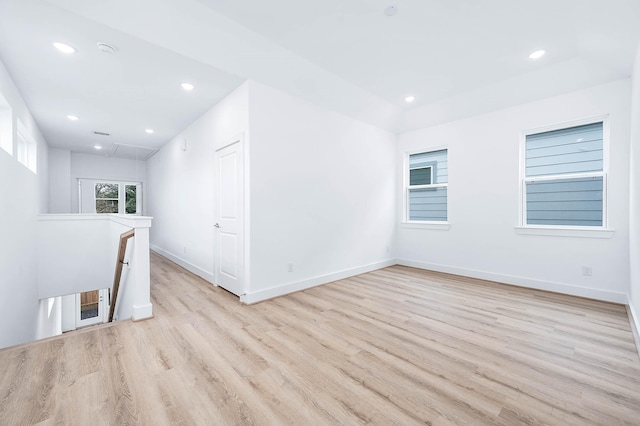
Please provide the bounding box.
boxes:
[0,0,639,157]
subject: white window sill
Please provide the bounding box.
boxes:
[514,226,615,239]
[401,222,451,231]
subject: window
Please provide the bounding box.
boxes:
[522,120,606,227]
[17,121,37,173]
[93,181,142,214]
[0,92,11,156]
[95,183,119,213]
[125,184,137,214]
[0,106,11,156]
[406,149,448,222]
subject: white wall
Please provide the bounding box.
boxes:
[147,80,396,301]
[629,45,640,329]
[397,79,632,303]
[0,59,50,349]
[35,297,62,340]
[245,81,396,301]
[147,82,249,280]
[49,148,71,213]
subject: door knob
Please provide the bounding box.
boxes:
[214,223,221,228]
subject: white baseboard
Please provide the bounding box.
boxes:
[132,303,153,321]
[240,259,397,304]
[628,298,640,356]
[397,259,628,304]
[150,244,215,284]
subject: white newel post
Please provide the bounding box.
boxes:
[131,223,153,320]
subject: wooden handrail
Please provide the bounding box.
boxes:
[108,229,135,322]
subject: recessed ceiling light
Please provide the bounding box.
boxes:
[145,129,154,134]
[181,82,195,91]
[404,95,415,103]
[66,115,79,121]
[94,145,102,150]
[529,49,546,60]
[53,42,76,54]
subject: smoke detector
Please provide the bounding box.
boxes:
[384,5,398,16]
[96,43,117,54]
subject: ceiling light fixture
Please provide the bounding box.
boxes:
[66,115,79,121]
[384,5,398,16]
[53,42,76,54]
[145,129,154,134]
[404,95,415,103]
[529,49,546,60]
[181,82,195,91]
[94,145,102,150]
[96,43,117,54]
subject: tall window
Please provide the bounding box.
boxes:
[0,105,11,156]
[522,121,606,227]
[125,184,137,214]
[17,121,37,173]
[406,149,448,222]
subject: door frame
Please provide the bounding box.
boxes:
[213,133,249,297]
[75,288,108,328]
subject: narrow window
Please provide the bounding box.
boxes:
[407,149,448,222]
[0,92,11,156]
[125,184,138,214]
[523,121,605,227]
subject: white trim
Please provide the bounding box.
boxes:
[515,226,614,239]
[397,258,627,304]
[240,259,397,304]
[521,114,610,137]
[400,222,451,230]
[627,299,640,356]
[524,171,604,183]
[150,244,215,284]
[131,303,153,321]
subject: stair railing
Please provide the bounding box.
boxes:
[108,229,135,322]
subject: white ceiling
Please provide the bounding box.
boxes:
[0,0,639,158]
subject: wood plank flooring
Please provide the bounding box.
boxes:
[1,252,639,425]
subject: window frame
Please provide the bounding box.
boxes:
[518,115,610,232]
[404,146,449,226]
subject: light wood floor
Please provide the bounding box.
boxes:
[1,253,640,425]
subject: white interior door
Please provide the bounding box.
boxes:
[214,140,244,296]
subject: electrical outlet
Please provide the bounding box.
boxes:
[582,266,593,276]
[287,262,294,272]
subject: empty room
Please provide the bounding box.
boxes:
[1,0,640,424]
